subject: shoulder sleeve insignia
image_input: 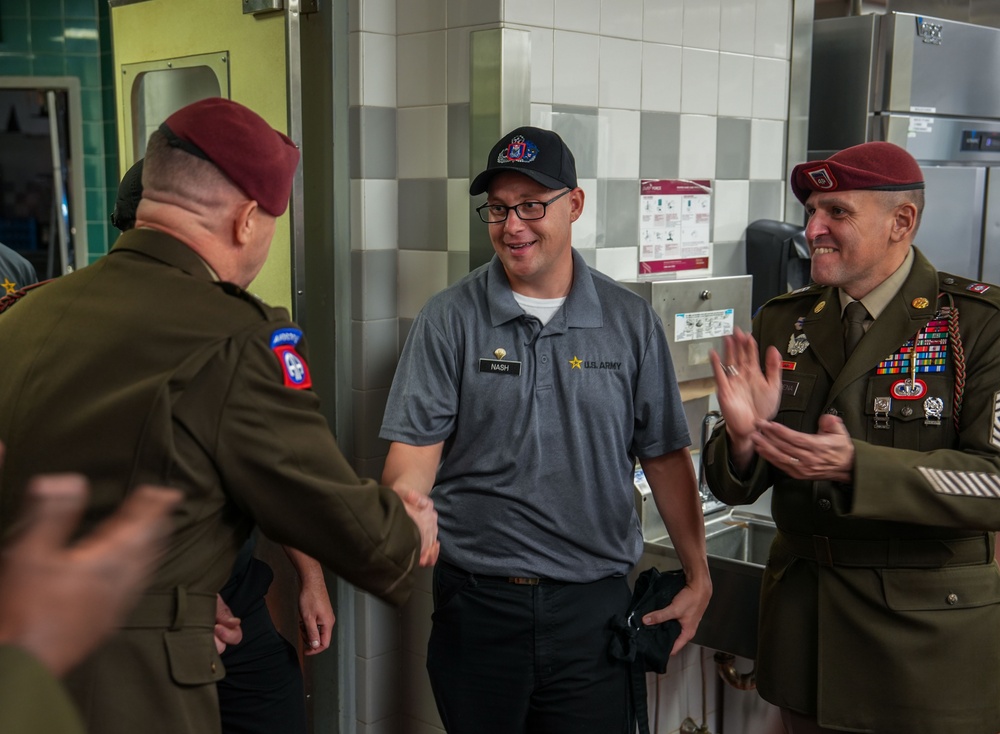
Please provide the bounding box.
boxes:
[270,327,312,389]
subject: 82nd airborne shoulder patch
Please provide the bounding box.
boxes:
[270,327,312,390]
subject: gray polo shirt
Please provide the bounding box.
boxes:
[0,243,37,295]
[381,249,690,582]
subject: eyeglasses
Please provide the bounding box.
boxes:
[475,188,571,224]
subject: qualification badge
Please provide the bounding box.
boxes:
[873,397,891,430]
[788,333,810,356]
[923,396,944,426]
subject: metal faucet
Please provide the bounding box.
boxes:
[698,410,723,514]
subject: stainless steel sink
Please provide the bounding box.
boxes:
[639,507,777,660]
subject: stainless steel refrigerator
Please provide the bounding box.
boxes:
[809,11,1000,282]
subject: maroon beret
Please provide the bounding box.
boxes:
[790,141,924,205]
[160,98,300,216]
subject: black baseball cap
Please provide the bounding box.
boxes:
[469,126,578,195]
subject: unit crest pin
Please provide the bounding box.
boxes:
[494,348,507,360]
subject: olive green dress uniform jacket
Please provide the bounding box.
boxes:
[704,248,1000,733]
[0,230,420,734]
[0,646,86,734]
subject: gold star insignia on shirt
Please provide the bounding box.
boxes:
[1,278,15,294]
[568,356,583,369]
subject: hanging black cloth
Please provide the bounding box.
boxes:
[608,567,687,734]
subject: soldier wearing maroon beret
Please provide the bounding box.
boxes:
[0,97,439,734]
[704,141,1000,733]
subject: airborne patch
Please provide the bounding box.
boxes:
[270,327,312,390]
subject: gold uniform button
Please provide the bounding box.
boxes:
[946,593,959,605]
[211,662,217,673]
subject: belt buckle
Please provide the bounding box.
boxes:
[508,576,541,585]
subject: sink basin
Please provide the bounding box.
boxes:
[703,514,776,565]
[639,508,777,659]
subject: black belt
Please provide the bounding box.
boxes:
[440,560,565,586]
[775,530,993,568]
[122,587,218,630]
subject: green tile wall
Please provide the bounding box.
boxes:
[0,0,119,264]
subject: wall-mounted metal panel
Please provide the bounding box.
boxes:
[619,275,752,383]
[119,52,230,165]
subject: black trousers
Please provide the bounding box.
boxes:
[217,558,306,734]
[427,561,632,734]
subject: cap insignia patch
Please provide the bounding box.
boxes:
[499,135,538,164]
[806,165,837,191]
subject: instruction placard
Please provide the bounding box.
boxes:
[674,308,735,343]
[639,179,711,276]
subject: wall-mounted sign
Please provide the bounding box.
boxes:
[638,179,711,276]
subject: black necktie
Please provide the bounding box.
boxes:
[843,300,869,358]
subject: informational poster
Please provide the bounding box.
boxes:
[638,179,711,276]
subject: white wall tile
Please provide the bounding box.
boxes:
[397,31,448,107]
[504,0,554,27]
[641,42,682,113]
[349,32,361,107]
[680,48,719,116]
[396,0,445,34]
[596,246,639,280]
[575,178,599,249]
[554,0,600,33]
[600,0,643,39]
[531,103,554,128]
[552,31,600,107]
[447,27,471,104]
[399,251,449,318]
[719,0,757,54]
[599,37,642,110]
[643,0,683,45]
[749,118,785,180]
[751,56,789,121]
[678,114,717,179]
[717,52,753,118]
[355,591,401,659]
[597,109,641,179]
[525,25,554,104]
[682,0,721,50]
[447,178,471,252]
[359,32,397,108]
[712,179,750,242]
[397,106,449,179]
[357,0,395,34]
[358,179,398,250]
[754,0,791,59]
[447,0,501,26]
[356,650,400,723]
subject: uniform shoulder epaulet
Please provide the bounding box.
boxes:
[218,281,276,319]
[770,283,823,302]
[938,272,1000,309]
[0,279,52,315]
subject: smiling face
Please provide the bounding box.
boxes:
[803,189,916,300]
[485,171,584,298]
